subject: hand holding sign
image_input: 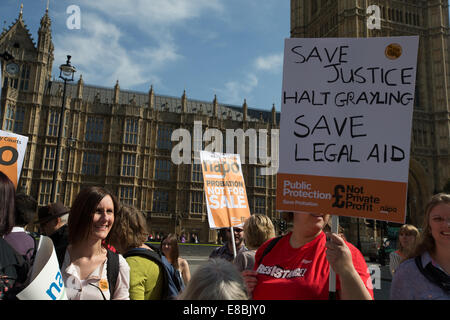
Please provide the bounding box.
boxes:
[325,232,354,276]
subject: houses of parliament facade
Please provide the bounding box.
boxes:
[0,7,279,242]
[1,1,449,243]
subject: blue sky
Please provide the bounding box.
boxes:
[1,0,289,111]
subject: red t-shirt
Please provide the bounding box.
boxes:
[252,231,373,300]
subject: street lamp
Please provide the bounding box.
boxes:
[50,55,76,203]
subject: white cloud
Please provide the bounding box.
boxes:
[53,0,224,90]
[79,0,224,40]
[215,73,258,105]
[254,53,283,73]
[215,53,282,106]
[54,12,165,88]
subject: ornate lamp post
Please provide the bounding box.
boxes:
[50,55,76,203]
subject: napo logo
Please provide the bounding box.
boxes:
[385,44,402,60]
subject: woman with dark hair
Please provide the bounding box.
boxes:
[60,186,130,300]
[391,193,450,299]
[0,171,16,237]
[161,234,191,286]
[0,171,23,300]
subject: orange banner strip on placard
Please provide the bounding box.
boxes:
[277,173,407,223]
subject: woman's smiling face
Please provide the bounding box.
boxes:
[90,195,115,241]
[429,203,450,248]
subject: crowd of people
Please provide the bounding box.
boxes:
[0,170,449,300]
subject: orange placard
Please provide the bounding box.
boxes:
[0,137,19,187]
[201,151,250,229]
[277,173,407,223]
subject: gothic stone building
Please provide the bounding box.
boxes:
[0,10,279,242]
[291,0,450,241]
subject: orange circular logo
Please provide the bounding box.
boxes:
[99,279,109,291]
[385,43,402,60]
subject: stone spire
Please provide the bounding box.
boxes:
[243,99,248,122]
[148,85,154,109]
[113,80,120,104]
[40,6,51,30]
[213,94,218,117]
[19,4,23,21]
[38,1,53,55]
[76,74,84,99]
[181,89,187,113]
[272,103,277,125]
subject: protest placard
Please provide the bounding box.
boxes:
[200,151,250,229]
[0,130,28,188]
[17,236,67,300]
[277,37,419,224]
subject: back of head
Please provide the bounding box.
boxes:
[244,214,276,250]
[0,171,16,236]
[15,193,37,227]
[109,204,147,252]
[178,258,248,300]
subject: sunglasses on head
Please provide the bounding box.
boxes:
[227,228,243,233]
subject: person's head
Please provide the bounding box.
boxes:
[287,212,330,238]
[15,193,37,227]
[68,186,119,246]
[0,171,15,236]
[243,214,275,250]
[108,204,148,253]
[177,258,248,300]
[37,202,70,236]
[40,213,69,236]
[397,224,419,252]
[413,193,450,257]
[226,226,245,249]
[161,233,180,266]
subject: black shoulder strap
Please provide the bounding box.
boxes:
[257,236,283,266]
[24,233,39,265]
[124,248,169,299]
[106,250,119,299]
[56,244,67,268]
[124,248,162,262]
[415,256,450,293]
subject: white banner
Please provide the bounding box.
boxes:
[17,236,67,300]
[277,36,418,223]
